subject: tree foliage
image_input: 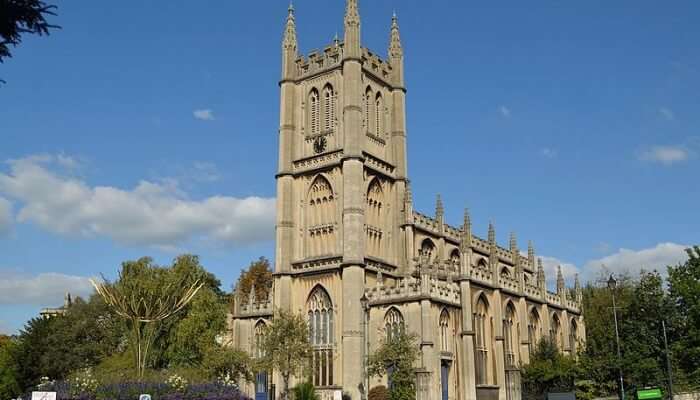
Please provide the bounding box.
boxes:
[236,257,273,303]
[368,330,421,400]
[258,309,313,400]
[522,338,578,396]
[292,381,320,400]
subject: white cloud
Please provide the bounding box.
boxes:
[539,255,579,289]
[0,270,94,306]
[540,148,557,158]
[0,155,276,247]
[499,105,511,118]
[583,242,689,278]
[0,197,12,235]
[193,109,215,121]
[639,145,689,165]
[659,107,675,121]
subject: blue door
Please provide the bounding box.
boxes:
[255,371,268,400]
[441,362,450,400]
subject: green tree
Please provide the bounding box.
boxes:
[522,338,578,396]
[202,345,253,383]
[292,381,320,400]
[258,309,313,400]
[236,257,273,303]
[0,336,22,399]
[667,246,700,387]
[368,330,421,400]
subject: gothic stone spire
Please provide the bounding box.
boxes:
[389,11,403,58]
[344,0,361,58]
[281,2,298,80]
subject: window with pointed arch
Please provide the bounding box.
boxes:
[419,239,436,265]
[439,309,450,352]
[550,314,562,351]
[501,267,511,279]
[323,84,335,132]
[384,307,404,342]
[254,321,267,359]
[307,286,334,387]
[474,295,491,385]
[366,179,384,258]
[375,93,384,136]
[528,308,541,355]
[306,176,336,257]
[476,258,488,270]
[569,319,578,354]
[364,87,374,133]
[504,303,518,367]
[309,89,320,135]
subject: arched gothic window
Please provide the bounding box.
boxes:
[254,321,267,359]
[477,258,488,270]
[504,303,518,367]
[550,314,562,351]
[440,309,450,352]
[364,87,374,133]
[306,176,336,257]
[323,84,335,132]
[474,296,491,385]
[501,267,511,279]
[375,93,384,136]
[366,179,384,258]
[307,286,334,387]
[420,239,436,264]
[309,89,320,135]
[450,250,461,269]
[528,309,541,355]
[569,319,578,354]
[385,308,404,342]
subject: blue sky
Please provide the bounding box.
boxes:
[1,1,698,334]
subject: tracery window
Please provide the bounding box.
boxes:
[323,84,335,132]
[528,309,541,355]
[385,307,404,342]
[366,179,384,258]
[254,321,267,359]
[364,87,374,133]
[474,296,490,385]
[449,249,461,269]
[440,309,450,352]
[504,304,517,367]
[501,267,511,278]
[307,286,334,387]
[420,239,436,264]
[375,93,384,136]
[309,89,320,135]
[306,176,336,257]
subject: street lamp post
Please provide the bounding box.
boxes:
[608,275,625,400]
[360,293,370,400]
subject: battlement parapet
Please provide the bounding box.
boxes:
[296,42,344,79]
[362,48,392,82]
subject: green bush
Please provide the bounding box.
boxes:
[368,385,389,400]
[292,381,319,400]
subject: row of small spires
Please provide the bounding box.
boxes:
[426,192,581,296]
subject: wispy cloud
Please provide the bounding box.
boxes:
[499,105,511,118]
[0,269,94,306]
[540,148,558,158]
[193,109,215,121]
[0,154,276,247]
[659,107,675,121]
[638,145,689,165]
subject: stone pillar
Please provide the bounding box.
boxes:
[459,281,477,400]
[492,290,506,400]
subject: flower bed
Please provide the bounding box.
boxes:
[23,381,250,400]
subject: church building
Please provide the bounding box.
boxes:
[228,2,585,400]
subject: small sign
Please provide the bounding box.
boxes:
[333,390,342,400]
[31,392,56,400]
[638,389,663,400]
[139,395,152,400]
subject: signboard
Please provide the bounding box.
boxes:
[139,395,152,400]
[333,390,343,400]
[31,392,56,400]
[638,388,663,400]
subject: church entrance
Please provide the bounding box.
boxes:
[255,371,268,400]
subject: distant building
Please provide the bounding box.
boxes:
[40,292,72,318]
[228,2,585,400]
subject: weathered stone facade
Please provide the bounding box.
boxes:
[228,2,585,400]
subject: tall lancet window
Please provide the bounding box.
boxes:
[439,309,450,352]
[309,89,320,135]
[550,314,562,351]
[384,307,404,342]
[569,319,578,354]
[366,179,384,258]
[323,84,335,132]
[306,176,336,257]
[504,303,518,367]
[364,87,374,133]
[528,309,541,355]
[375,93,384,136]
[474,296,491,385]
[307,286,334,387]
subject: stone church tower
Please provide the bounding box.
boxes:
[228,2,585,400]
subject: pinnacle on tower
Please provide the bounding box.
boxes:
[488,221,496,244]
[537,258,546,288]
[344,0,361,58]
[389,10,402,58]
[461,208,472,249]
[509,232,518,254]
[556,265,565,293]
[435,194,444,219]
[528,241,535,264]
[282,2,297,52]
